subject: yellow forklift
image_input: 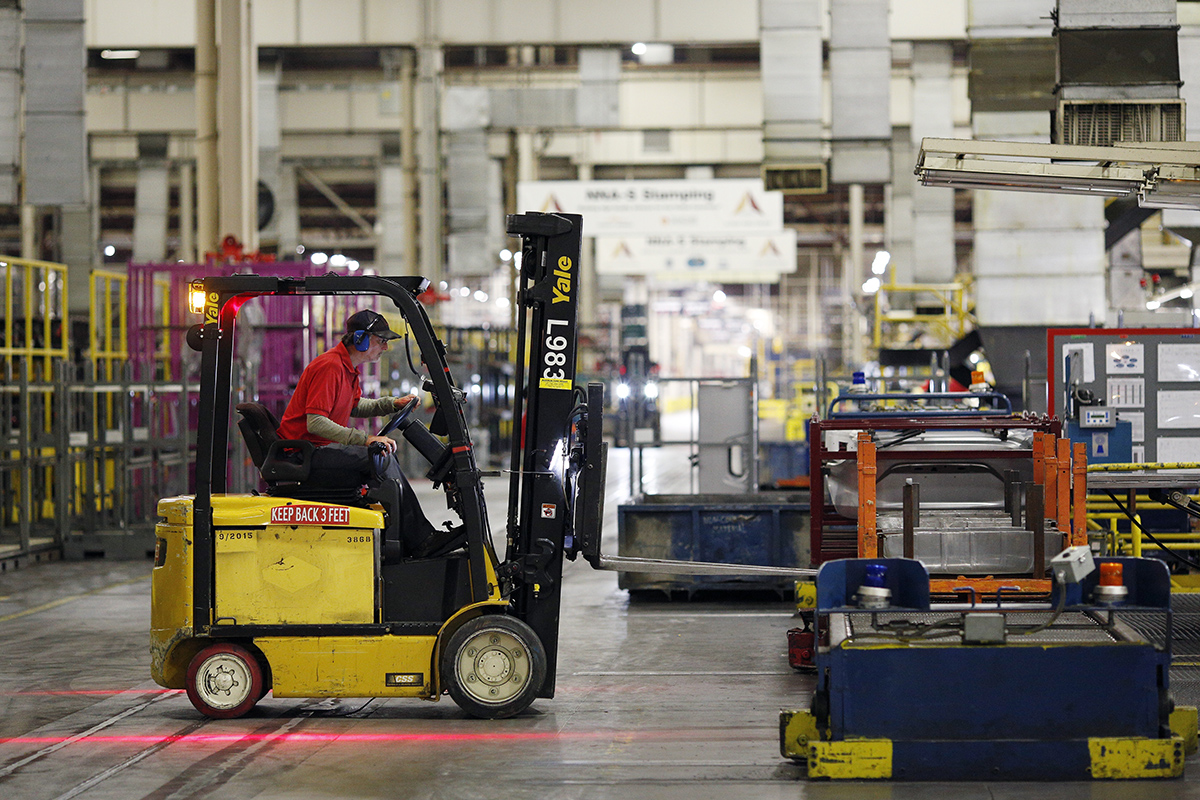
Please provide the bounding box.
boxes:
[150,213,609,719]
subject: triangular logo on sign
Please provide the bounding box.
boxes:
[734,192,762,215]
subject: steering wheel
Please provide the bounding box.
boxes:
[378,397,418,437]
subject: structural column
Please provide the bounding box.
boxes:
[577,161,596,327]
[132,161,169,262]
[257,57,281,254]
[195,0,218,256]
[377,162,406,275]
[417,0,443,285]
[847,183,865,367]
[274,164,299,258]
[216,0,256,251]
[178,161,195,261]
[401,48,418,276]
[910,42,956,283]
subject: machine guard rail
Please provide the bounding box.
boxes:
[828,391,1013,418]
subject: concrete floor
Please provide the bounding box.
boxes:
[4,444,1200,797]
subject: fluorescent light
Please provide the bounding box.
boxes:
[101,49,140,60]
[862,277,881,294]
[917,151,1144,198]
[632,43,647,56]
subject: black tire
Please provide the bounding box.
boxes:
[441,615,547,719]
[185,642,264,719]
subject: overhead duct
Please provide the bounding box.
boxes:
[576,48,619,129]
[1052,0,1183,147]
[1158,10,1200,269]
[1053,0,1188,319]
[0,5,18,203]
[829,0,890,184]
[759,0,823,170]
[24,0,87,206]
[965,1,1105,331]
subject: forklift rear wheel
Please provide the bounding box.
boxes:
[185,643,264,719]
[442,616,547,719]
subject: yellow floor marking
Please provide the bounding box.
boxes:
[0,576,149,623]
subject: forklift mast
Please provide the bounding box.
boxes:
[502,212,599,698]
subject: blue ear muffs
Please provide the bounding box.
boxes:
[352,330,370,351]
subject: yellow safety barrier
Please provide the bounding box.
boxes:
[872,273,975,350]
[1087,491,1200,559]
[0,256,70,381]
[1088,462,1200,472]
[91,268,128,382]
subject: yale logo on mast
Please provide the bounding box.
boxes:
[204,291,220,325]
[552,255,572,304]
[538,255,575,391]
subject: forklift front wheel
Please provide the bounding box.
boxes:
[185,642,264,719]
[442,616,547,719]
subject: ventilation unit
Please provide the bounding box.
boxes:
[1054,99,1184,147]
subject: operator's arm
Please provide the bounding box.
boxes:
[308,395,417,449]
[306,413,370,446]
[350,397,397,417]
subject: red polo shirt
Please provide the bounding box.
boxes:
[277,341,362,445]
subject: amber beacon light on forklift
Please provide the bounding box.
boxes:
[150,212,610,719]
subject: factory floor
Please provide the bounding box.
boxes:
[4,444,1200,798]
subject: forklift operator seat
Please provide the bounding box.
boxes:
[234,403,365,500]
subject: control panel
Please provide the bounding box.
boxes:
[1079,407,1115,429]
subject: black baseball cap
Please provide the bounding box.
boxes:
[345,310,401,341]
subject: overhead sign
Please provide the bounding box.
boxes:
[596,230,796,283]
[516,179,784,236]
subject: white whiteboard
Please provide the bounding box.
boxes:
[1158,343,1200,382]
[1157,437,1200,462]
[1158,391,1200,429]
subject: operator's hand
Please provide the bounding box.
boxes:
[367,435,397,454]
[393,394,420,411]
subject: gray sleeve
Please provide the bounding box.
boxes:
[352,397,397,417]
[306,413,369,446]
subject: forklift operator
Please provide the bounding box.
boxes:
[277,309,452,556]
